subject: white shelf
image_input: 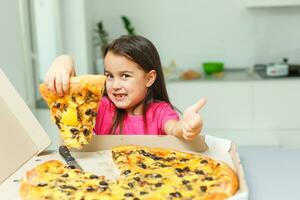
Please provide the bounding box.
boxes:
[246,0,300,7]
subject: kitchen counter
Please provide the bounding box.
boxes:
[166,68,300,83]
[238,146,300,200]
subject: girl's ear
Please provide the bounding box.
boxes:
[146,70,157,87]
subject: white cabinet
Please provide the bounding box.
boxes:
[167,81,253,130]
[253,80,300,129]
[246,0,300,7]
[167,79,300,147]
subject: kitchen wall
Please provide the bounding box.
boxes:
[2,0,300,150]
[0,0,33,107]
[81,0,300,71]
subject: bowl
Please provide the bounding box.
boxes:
[203,62,224,75]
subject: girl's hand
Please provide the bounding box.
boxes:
[182,98,206,140]
[44,55,76,96]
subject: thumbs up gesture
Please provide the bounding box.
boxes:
[182,98,206,140]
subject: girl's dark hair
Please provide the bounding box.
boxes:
[103,35,170,134]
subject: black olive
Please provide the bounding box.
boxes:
[154,173,162,178]
[139,163,147,169]
[204,176,213,181]
[133,177,141,182]
[140,191,148,195]
[150,155,162,160]
[63,104,68,111]
[70,128,79,134]
[86,186,94,192]
[85,91,94,100]
[201,160,208,164]
[138,149,146,154]
[61,173,69,177]
[60,185,77,190]
[91,111,97,117]
[124,192,134,197]
[200,185,207,192]
[165,157,176,162]
[83,128,90,136]
[169,192,182,197]
[180,158,189,162]
[182,180,190,185]
[177,173,184,178]
[175,168,184,173]
[183,166,190,172]
[55,117,61,128]
[85,109,92,115]
[99,180,108,187]
[112,152,122,160]
[123,170,131,175]
[145,173,162,178]
[154,182,163,187]
[53,102,61,108]
[56,124,61,129]
[195,169,204,175]
[139,149,151,157]
[37,183,47,187]
[89,174,99,179]
[128,182,134,188]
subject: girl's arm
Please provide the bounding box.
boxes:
[164,98,206,140]
[44,54,76,96]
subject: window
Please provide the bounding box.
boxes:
[29,0,62,107]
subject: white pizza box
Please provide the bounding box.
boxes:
[0,68,51,184]
[0,68,248,200]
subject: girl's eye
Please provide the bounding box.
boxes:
[121,74,130,78]
[105,74,113,79]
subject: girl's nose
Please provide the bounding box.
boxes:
[112,79,122,90]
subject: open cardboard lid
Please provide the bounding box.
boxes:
[0,68,51,183]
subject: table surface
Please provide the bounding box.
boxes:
[238,146,300,200]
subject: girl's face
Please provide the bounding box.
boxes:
[104,51,156,115]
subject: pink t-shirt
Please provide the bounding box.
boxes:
[94,97,179,135]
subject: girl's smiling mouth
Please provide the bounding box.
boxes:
[114,93,127,101]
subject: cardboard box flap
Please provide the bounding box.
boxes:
[230,143,249,199]
[0,68,51,183]
[69,134,209,153]
[197,135,233,167]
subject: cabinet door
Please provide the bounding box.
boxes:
[167,81,253,130]
[253,80,300,129]
[246,0,300,7]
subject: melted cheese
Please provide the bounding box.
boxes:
[61,102,78,126]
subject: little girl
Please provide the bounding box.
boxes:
[45,35,206,140]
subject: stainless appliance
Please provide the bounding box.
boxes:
[254,58,295,78]
[288,64,300,77]
[266,62,288,77]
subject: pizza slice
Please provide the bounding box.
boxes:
[19,160,114,200]
[40,75,106,149]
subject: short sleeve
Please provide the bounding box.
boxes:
[155,102,179,134]
[93,96,114,134]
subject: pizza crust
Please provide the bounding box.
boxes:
[39,75,106,102]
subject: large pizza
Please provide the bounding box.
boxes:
[20,145,239,200]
